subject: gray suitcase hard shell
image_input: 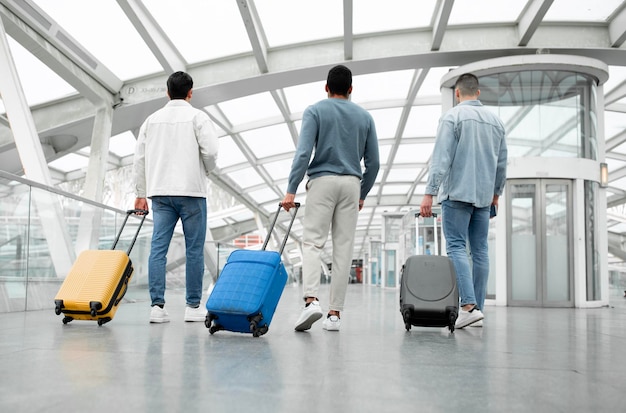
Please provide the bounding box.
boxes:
[399,212,458,332]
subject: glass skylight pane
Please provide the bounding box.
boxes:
[48,153,88,173]
[217,136,247,169]
[545,0,624,22]
[147,0,251,63]
[284,81,328,114]
[239,124,294,159]
[227,168,265,189]
[420,67,456,96]
[255,0,342,47]
[8,38,75,106]
[108,131,136,158]
[249,187,279,204]
[378,145,393,166]
[602,111,626,141]
[36,0,160,80]
[386,167,422,182]
[351,70,415,103]
[381,183,411,195]
[262,159,293,181]
[604,66,626,97]
[369,108,402,140]
[393,143,435,164]
[404,106,441,137]
[218,92,281,126]
[354,0,436,34]
[449,0,526,25]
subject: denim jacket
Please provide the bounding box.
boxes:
[425,100,507,208]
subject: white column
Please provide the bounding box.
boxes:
[0,17,74,276]
[74,103,114,254]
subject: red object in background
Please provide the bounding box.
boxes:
[355,266,363,283]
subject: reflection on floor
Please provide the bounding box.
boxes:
[1,283,625,412]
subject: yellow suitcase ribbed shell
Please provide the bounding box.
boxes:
[54,250,133,323]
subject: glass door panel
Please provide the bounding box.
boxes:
[507,179,573,307]
[544,183,572,304]
[509,183,538,302]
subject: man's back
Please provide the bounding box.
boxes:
[428,100,507,208]
[135,100,218,199]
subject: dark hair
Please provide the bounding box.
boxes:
[454,73,479,97]
[167,71,193,100]
[327,65,352,96]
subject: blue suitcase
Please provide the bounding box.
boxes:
[205,203,299,337]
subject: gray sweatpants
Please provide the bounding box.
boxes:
[301,175,360,312]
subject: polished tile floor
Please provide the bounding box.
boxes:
[1,283,625,413]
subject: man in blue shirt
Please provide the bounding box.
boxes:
[282,65,380,332]
[420,73,507,329]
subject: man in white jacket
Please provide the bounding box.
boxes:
[133,71,218,323]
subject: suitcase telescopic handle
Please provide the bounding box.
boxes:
[415,212,438,256]
[262,202,300,254]
[111,209,149,255]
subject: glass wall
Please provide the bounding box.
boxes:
[0,172,152,312]
[478,71,598,160]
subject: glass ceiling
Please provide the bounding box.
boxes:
[2,0,626,268]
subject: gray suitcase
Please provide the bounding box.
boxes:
[399,212,458,332]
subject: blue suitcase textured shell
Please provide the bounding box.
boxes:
[206,249,287,332]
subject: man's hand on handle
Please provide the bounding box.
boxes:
[281,193,296,211]
[420,194,433,217]
[134,198,149,215]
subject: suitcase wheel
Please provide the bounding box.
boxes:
[54,300,63,315]
[404,322,412,332]
[97,318,112,326]
[209,324,223,335]
[205,313,217,329]
[62,316,73,324]
[448,311,457,333]
[252,325,268,338]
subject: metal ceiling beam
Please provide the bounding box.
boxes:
[604,79,626,106]
[343,0,353,60]
[116,0,186,74]
[0,0,120,104]
[605,129,626,152]
[237,0,268,74]
[608,3,626,47]
[517,0,554,46]
[431,0,454,51]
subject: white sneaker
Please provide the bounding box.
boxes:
[150,306,170,323]
[455,307,484,329]
[184,305,207,322]
[470,319,483,327]
[294,301,323,331]
[322,315,341,331]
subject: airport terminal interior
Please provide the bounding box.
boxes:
[1,1,626,411]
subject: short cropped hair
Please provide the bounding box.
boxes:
[327,65,352,96]
[454,73,479,97]
[167,71,193,100]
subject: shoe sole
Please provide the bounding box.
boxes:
[323,325,340,331]
[455,315,484,329]
[184,317,206,322]
[150,319,170,323]
[294,312,323,331]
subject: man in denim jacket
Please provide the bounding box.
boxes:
[420,73,507,329]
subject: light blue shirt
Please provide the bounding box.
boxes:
[425,100,507,208]
[287,98,380,200]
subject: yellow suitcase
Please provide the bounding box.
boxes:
[54,210,147,325]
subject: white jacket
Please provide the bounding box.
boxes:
[133,100,218,198]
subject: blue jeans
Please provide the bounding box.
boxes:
[441,200,490,310]
[149,196,207,307]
